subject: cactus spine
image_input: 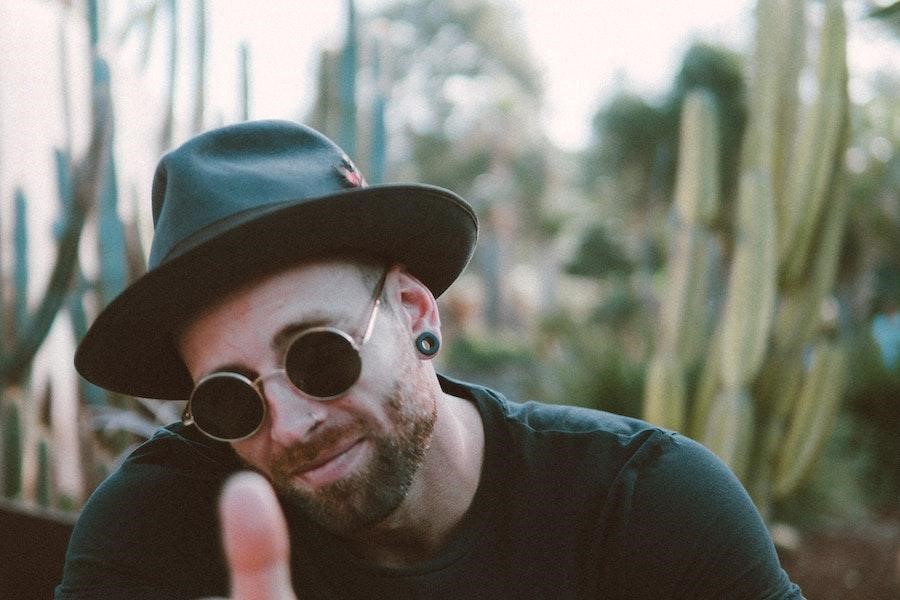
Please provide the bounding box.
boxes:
[645,0,850,509]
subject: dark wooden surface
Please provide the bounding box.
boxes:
[0,499,75,600]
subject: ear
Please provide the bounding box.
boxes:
[390,267,441,344]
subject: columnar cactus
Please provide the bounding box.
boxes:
[339,0,359,158]
[0,2,113,506]
[644,90,720,432]
[644,0,850,510]
[2,403,23,499]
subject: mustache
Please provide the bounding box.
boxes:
[270,421,363,477]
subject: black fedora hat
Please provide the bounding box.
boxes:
[75,120,478,400]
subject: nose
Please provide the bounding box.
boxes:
[258,374,328,445]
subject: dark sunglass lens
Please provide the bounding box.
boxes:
[285,330,362,398]
[191,377,264,440]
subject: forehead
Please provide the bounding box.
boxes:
[177,260,373,348]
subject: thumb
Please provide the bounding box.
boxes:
[219,471,297,600]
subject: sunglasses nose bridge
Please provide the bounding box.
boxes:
[257,373,329,442]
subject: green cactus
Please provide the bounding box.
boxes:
[192,0,207,133]
[98,152,128,304]
[778,0,847,286]
[2,403,23,499]
[719,169,777,390]
[645,0,850,510]
[13,189,29,338]
[747,0,804,187]
[772,340,847,498]
[701,386,754,481]
[672,90,720,227]
[370,36,387,184]
[0,5,114,512]
[37,436,52,507]
[339,0,359,158]
[239,42,250,121]
[661,90,720,364]
[643,353,686,432]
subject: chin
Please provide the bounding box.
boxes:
[277,377,436,535]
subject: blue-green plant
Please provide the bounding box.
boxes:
[339,0,359,158]
[0,2,113,504]
[36,437,52,508]
[2,403,23,499]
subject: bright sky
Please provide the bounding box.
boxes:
[195,0,897,151]
[202,0,756,150]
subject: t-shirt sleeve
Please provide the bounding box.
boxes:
[605,432,803,600]
[54,432,233,599]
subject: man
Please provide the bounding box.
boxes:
[57,120,802,599]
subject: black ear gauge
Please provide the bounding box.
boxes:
[415,331,440,356]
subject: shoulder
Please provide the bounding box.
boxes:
[599,430,801,598]
[441,373,657,439]
[57,424,238,598]
[440,376,800,598]
[447,374,670,472]
[79,423,238,524]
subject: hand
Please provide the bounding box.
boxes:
[217,471,298,600]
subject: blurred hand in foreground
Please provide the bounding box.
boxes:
[202,471,297,600]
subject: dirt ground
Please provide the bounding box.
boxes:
[778,515,899,600]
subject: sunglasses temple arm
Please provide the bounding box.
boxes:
[360,270,388,344]
[181,403,195,426]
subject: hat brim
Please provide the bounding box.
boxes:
[75,184,477,400]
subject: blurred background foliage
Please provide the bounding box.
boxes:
[0,0,897,554]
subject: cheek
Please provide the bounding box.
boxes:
[230,438,273,476]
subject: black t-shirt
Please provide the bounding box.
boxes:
[56,376,802,599]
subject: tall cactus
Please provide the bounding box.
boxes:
[2,403,23,499]
[643,90,720,431]
[13,190,30,338]
[339,0,359,158]
[369,35,388,185]
[97,147,128,305]
[239,42,250,121]
[719,169,777,391]
[644,0,850,510]
[36,436,52,507]
[0,56,112,387]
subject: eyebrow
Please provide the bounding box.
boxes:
[196,315,337,379]
[271,314,350,353]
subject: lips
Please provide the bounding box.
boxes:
[291,437,368,489]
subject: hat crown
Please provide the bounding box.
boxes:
[149,120,362,269]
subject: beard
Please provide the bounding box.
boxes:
[267,376,436,536]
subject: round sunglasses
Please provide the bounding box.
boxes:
[182,270,388,442]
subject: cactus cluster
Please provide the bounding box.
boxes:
[1,1,113,507]
[2,0,376,510]
[644,0,850,510]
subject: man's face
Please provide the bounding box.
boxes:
[178,262,436,535]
